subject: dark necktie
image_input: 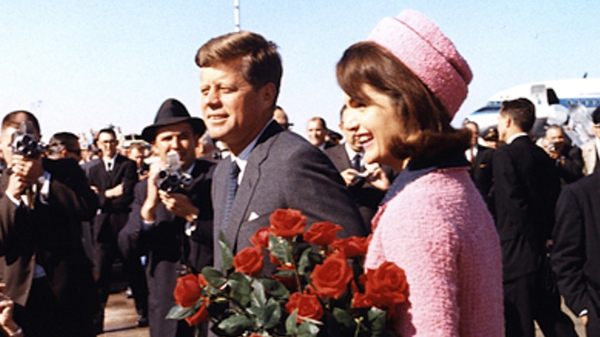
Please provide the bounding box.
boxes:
[352,153,362,172]
[223,161,240,225]
[107,162,112,172]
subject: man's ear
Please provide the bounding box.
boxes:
[504,115,513,129]
[259,82,277,108]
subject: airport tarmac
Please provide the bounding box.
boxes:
[99,291,148,337]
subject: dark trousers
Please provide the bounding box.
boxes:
[15,277,95,337]
[95,239,149,316]
[504,272,577,337]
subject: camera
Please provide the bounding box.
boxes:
[156,167,191,193]
[155,151,191,193]
[11,121,46,158]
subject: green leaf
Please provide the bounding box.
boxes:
[285,310,299,335]
[273,269,295,278]
[165,304,197,320]
[251,279,267,307]
[298,321,320,337]
[217,314,255,337]
[297,247,314,277]
[263,300,282,329]
[260,278,290,299]
[218,231,234,271]
[368,307,387,336]
[228,272,253,307]
[250,300,281,330]
[269,234,292,264]
[202,266,227,288]
[332,307,355,330]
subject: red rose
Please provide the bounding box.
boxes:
[250,227,271,248]
[303,221,343,246]
[173,274,201,308]
[273,264,298,291]
[310,252,353,299]
[352,291,372,308]
[233,246,265,276]
[269,208,306,238]
[285,292,324,323]
[184,297,210,326]
[332,235,371,258]
[365,261,409,311]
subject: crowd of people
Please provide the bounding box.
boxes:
[0,7,598,337]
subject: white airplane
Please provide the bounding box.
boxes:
[464,77,600,145]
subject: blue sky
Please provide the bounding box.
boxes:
[1,0,598,141]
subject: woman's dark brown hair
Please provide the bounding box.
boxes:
[336,41,470,162]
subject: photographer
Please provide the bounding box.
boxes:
[540,125,583,184]
[119,99,215,337]
[0,111,99,336]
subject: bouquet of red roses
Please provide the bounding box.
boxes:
[167,208,409,337]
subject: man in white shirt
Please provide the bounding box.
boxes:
[196,31,368,272]
[325,105,393,225]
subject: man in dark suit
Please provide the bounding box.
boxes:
[87,127,147,331]
[325,105,394,226]
[493,98,576,337]
[119,98,215,337]
[552,171,600,336]
[0,111,99,336]
[196,31,367,271]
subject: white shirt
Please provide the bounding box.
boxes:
[344,143,364,170]
[229,121,272,184]
[103,154,117,172]
[506,132,528,145]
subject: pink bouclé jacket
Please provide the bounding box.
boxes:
[365,167,504,336]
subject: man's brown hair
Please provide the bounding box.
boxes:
[336,41,470,161]
[196,31,283,104]
[499,98,536,133]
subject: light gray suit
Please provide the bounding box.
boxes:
[212,121,368,269]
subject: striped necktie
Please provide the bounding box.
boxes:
[223,161,240,225]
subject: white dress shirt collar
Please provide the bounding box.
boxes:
[103,154,117,171]
[506,132,528,145]
[230,121,272,184]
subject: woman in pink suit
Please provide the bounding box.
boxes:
[336,10,504,336]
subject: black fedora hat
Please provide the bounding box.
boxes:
[141,98,206,142]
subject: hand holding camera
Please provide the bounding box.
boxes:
[141,151,198,222]
[5,121,46,200]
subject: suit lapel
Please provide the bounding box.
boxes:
[329,145,351,172]
[223,121,283,252]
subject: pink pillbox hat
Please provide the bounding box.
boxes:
[367,10,472,119]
